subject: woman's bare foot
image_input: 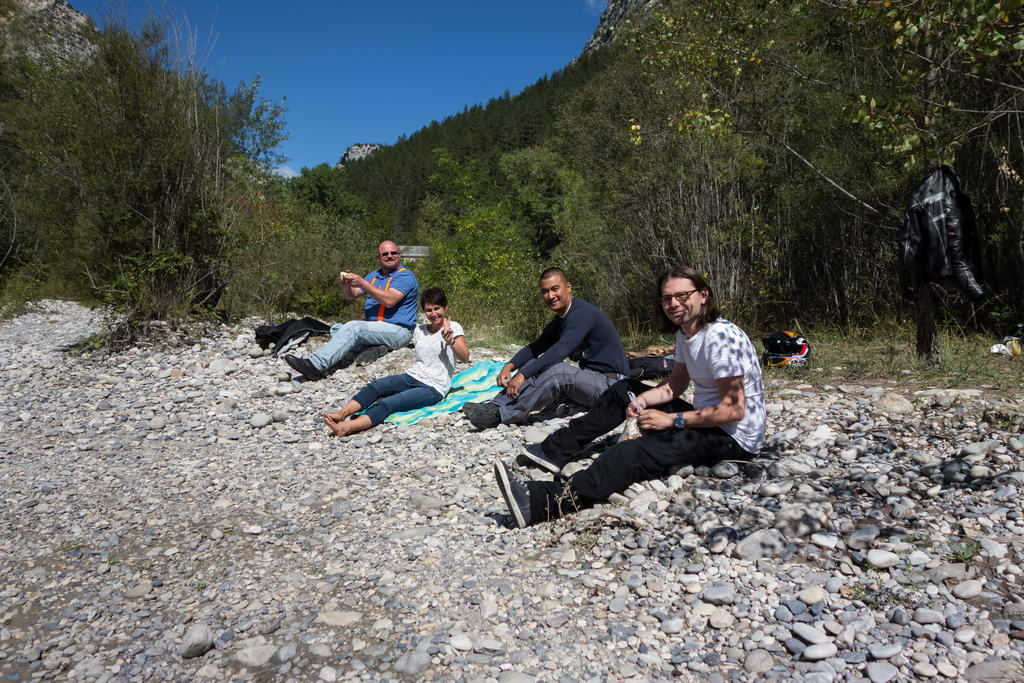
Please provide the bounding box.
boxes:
[324,414,350,437]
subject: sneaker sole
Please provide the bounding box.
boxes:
[284,357,321,381]
[494,462,526,529]
[519,447,560,474]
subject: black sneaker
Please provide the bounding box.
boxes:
[517,443,561,474]
[463,402,501,430]
[494,461,532,528]
[284,354,324,381]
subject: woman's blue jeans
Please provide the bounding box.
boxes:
[352,373,443,426]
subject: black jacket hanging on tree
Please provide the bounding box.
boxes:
[899,166,985,301]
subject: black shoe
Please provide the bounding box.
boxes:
[284,354,324,381]
[517,443,561,474]
[463,402,501,430]
[494,461,532,529]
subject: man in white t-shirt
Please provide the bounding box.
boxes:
[494,266,766,528]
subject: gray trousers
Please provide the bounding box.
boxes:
[490,362,618,424]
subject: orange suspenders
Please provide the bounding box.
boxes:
[370,267,405,322]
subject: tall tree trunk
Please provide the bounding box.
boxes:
[914,42,943,367]
[915,282,940,365]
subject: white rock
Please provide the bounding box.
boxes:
[802,642,837,661]
[791,622,828,644]
[952,579,983,599]
[866,549,899,569]
[878,392,913,414]
[709,609,734,629]
[208,358,239,374]
[235,645,276,667]
[180,623,214,659]
[810,533,839,549]
[317,611,361,627]
[249,413,272,428]
[803,425,837,449]
[450,634,473,651]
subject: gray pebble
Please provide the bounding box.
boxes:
[866,661,899,683]
[703,583,735,605]
[180,623,214,659]
[250,413,273,428]
[868,643,901,660]
[801,642,837,661]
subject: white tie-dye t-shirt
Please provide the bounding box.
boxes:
[674,319,766,454]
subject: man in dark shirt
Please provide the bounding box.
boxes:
[462,268,628,429]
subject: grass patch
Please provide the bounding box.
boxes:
[544,507,646,561]
[59,540,90,553]
[757,323,1024,391]
[947,539,983,564]
[849,578,911,609]
[461,321,532,355]
[568,527,601,558]
[0,297,35,321]
[63,331,109,355]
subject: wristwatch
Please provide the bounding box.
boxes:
[673,412,686,429]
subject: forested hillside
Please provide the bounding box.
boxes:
[2,0,1022,346]
[307,0,1024,340]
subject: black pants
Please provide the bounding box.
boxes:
[527,380,752,524]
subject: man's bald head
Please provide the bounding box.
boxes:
[377,241,401,272]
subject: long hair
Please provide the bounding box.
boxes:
[654,266,720,332]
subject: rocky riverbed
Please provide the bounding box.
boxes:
[1,300,1023,682]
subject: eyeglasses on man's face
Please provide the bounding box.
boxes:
[659,289,699,306]
[379,251,400,257]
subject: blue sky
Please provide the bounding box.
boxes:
[72,1,607,177]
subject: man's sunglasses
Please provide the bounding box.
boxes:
[379,251,400,257]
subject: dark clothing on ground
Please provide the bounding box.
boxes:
[527,379,753,523]
[254,317,331,357]
[509,298,628,379]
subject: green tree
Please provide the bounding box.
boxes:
[287,164,369,219]
[0,12,287,325]
[416,149,544,335]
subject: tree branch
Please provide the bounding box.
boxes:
[778,140,880,214]
[907,49,1024,94]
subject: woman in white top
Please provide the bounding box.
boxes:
[324,287,469,437]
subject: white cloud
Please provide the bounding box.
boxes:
[585,0,608,15]
[274,165,299,179]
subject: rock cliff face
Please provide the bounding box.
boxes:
[2,0,94,63]
[580,0,658,56]
[336,143,384,168]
